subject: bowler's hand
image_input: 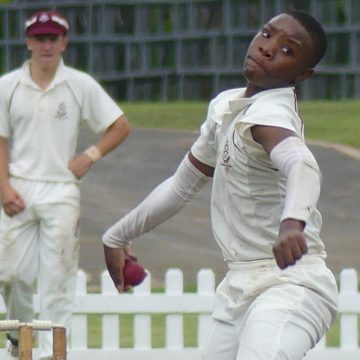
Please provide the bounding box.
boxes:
[273,219,308,269]
[0,184,25,217]
[68,153,93,179]
[103,244,131,292]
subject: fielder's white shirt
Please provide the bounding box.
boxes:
[191,87,326,263]
[0,59,123,182]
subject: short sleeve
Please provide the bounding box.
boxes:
[235,90,303,140]
[190,98,218,167]
[0,78,11,138]
[80,75,124,133]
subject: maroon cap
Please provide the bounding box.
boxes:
[25,10,69,36]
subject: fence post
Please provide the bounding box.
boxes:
[133,271,152,349]
[71,270,88,350]
[340,268,358,349]
[165,268,184,349]
[101,271,119,349]
[197,269,215,348]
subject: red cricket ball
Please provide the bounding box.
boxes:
[123,258,147,287]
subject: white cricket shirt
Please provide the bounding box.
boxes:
[0,59,123,182]
[191,87,326,262]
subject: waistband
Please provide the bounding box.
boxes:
[227,255,326,271]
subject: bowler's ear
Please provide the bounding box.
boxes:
[294,68,314,83]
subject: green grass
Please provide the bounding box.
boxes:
[121,101,208,131]
[88,313,197,348]
[0,311,358,349]
[86,312,359,348]
[121,100,360,149]
[300,100,360,148]
[87,285,198,348]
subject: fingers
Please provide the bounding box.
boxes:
[103,245,127,293]
[273,231,308,269]
[103,245,140,293]
[121,246,138,263]
[115,271,125,293]
[128,254,138,262]
[4,202,21,216]
[3,195,25,217]
[68,154,93,179]
[13,195,25,208]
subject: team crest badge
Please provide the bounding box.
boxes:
[220,139,232,173]
[55,102,68,120]
[39,13,50,23]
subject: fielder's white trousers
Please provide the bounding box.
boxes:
[0,178,80,359]
[202,256,338,360]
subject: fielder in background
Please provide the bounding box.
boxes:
[0,10,130,359]
[103,10,338,360]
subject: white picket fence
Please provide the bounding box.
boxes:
[0,268,359,359]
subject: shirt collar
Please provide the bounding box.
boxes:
[20,58,67,90]
[213,87,296,126]
[213,88,254,126]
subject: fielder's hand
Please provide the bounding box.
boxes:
[0,184,25,217]
[68,153,93,179]
[273,219,308,269]
[103,244,131,292]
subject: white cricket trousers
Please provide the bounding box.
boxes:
[0,178,80,359]
[202,256,338,360]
